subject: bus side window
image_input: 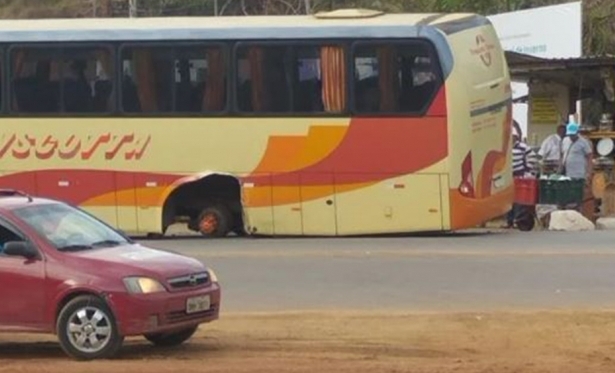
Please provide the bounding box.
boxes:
[10,46,114,114]
[62,47,115,113]
[173,46,226,113]
[352,42,441,115]
[235,45,290,113]
[10,47,61,113]
[121,45,226,114]
[292,46,324,113]
[290,45,346,114]
[121,46,174,113]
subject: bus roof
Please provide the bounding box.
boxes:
[0,11,488,43]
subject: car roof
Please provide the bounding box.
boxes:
[0,190,59,211]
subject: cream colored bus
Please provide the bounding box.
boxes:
[0,9,513,237]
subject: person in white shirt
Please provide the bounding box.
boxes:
[538,124,566,162]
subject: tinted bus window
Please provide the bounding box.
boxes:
[11,47,60,113]
[63,47,115,113]
[236,43,347,114]
[352,42,442,114]
[292,45,346,113]
[235,45,290,113]
[10,46,114,114]
[120,44,226,113]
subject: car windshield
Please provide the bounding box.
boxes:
[12,203,130,251]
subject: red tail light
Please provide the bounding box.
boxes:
[459,151,475,197]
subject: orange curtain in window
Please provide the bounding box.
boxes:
[49,59,61,82]
[320,46,346,112]
[12,51,26,77]
[377,46,399,112]
[132,48,158,112]
[248,47,265,111]
[11,50,26,111]
[203,48,225,111]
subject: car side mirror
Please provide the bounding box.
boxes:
[3,241,38,260]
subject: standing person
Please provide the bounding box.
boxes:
[512,126,538,178]
[503,124,538,229]
[538,124,566,173]
[561,121,593,182]
[560,121,593,213]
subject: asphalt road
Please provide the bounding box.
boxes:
[138,229,615,313]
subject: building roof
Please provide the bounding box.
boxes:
[505,51,615,94]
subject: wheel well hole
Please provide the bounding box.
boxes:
[162,174,243,232]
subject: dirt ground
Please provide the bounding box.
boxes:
[2,310,615,373]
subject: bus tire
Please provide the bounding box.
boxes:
[197,205,232,237]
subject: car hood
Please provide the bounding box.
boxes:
[69,243,206,279]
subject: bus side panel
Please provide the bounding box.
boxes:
[334,173,444,235]
[241,174,274,235]
[444,21,514,230]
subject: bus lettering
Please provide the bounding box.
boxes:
[0,133,151,160]
[58,135,81,160]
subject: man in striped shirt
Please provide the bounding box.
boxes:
[504,126,538,228]
[512,133,538,177]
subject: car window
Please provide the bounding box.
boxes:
[12,203,130,251]
[0,222,24,255]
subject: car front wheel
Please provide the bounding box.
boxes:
[56,295,124,360]
[144,325,199,347]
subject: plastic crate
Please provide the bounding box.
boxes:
[514,177,538,205]
[538,178,585,206]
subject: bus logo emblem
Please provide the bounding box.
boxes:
[474,35,493,67]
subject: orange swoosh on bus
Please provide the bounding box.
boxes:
[244,115,448,207]
[252,125,349,174]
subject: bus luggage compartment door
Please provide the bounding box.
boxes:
[300,173,337,236]
[335,173,443,235]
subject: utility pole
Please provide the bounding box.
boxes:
[214,0,218,16]
[129,0,137,17]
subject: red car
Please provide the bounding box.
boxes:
[0,189,221,360]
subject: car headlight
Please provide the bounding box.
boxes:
[123,277,166,294]
[207,268,219,283]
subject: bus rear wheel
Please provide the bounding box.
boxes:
[196,205,232,237]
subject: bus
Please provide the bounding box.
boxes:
[0,9,513,238]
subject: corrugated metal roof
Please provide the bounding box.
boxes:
[506,51,615,70]
[505,51,614,95]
